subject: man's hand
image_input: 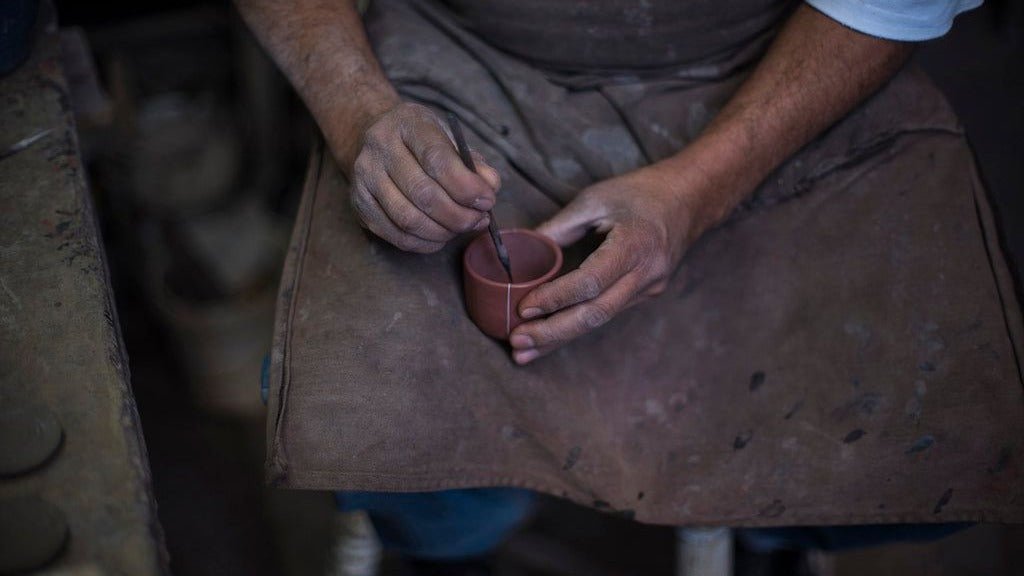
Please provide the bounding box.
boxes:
[509,165,699,364]
[347,103,502,253]
[506,5,911,364]
[232,0,501,254]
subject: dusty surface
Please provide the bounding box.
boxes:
[0,19,166,576]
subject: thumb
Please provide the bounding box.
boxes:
[535,196,600,247]
[470,151,502,191]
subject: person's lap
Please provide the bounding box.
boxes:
[264,0,1023,555]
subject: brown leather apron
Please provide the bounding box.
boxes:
[265,0,1024,525]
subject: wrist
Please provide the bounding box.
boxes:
[320,86,401,175]
[658,126,770,240]
[650,154,733,244]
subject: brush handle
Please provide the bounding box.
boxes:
[446,113,514,281]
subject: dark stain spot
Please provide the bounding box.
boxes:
[852,378,861,388]
[933,488,953,514]
[53,301,61,308]
[877,503,886,509]
[906,435,935,454]
[784,400,804,420]
[919,361,936,372]
[759,499,786,518]
[498,125,510,136]
[733,430,754,450]
[637,491,645,501]
[831,393,882,421]
[974,341,1000,361]
[749,371,765,392]
[987,446,1011,475]
[562,446,582,470]
[843,429,866,443]
[501,425,527,441]
[593,500,611,510]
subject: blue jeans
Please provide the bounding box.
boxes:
[336,489,535,560]
[337,488,969,560]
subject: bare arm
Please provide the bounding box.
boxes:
[511,4,914,363]
[235,0,500,253]
[669,3,913,238]
[234,0,396,168]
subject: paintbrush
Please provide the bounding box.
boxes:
[446,113,514,282]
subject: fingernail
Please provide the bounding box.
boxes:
[514,349,539,364]
[472,197,494,210]
[510,334,534,348]
[473,217,490,231]
[520,307,542,319]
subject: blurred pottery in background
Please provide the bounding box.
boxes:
[149,197,288,417]
[130,94,241,217]
[463,229,562,341]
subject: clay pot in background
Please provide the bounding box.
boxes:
[147,198,288,418]
[463,229,563,340]
[150,266,276,418]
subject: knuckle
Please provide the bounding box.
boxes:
[352,153,374,178]
[393,234,426,253]
[391,210,421,234]
[403,101,429,117]
[484,168,501,189]
[365,122,390,144]
[647,280,669,297]
[532,323,559,346]
[575,273,603,301]
[421,145,452,180]
[455,212,481,232]
[407,177,441,206]
[350,188,371,214]
[645,255,671,279]
[393,237,419,252]
[579,303,612,330]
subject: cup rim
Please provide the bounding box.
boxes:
[463,228,563,289]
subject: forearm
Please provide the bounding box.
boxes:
[663,3,913,238]
[234,0,399,170]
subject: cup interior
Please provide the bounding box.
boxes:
[465,230,560,285]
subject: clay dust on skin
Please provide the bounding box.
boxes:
[446,112,514,282]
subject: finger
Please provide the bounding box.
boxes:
[517,232,634,318]
[643,279,669,297]
[512,343,557,366]
[350,182,446,254]
[470,150,502,191]
[403,119,497,210]
[387,144,487,234]
[510,272,642,356]
[534,195,604,247]
[367,172,455,243]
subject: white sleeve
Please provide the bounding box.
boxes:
[805,0,983,41]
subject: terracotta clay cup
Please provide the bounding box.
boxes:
[463,229,563,340]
